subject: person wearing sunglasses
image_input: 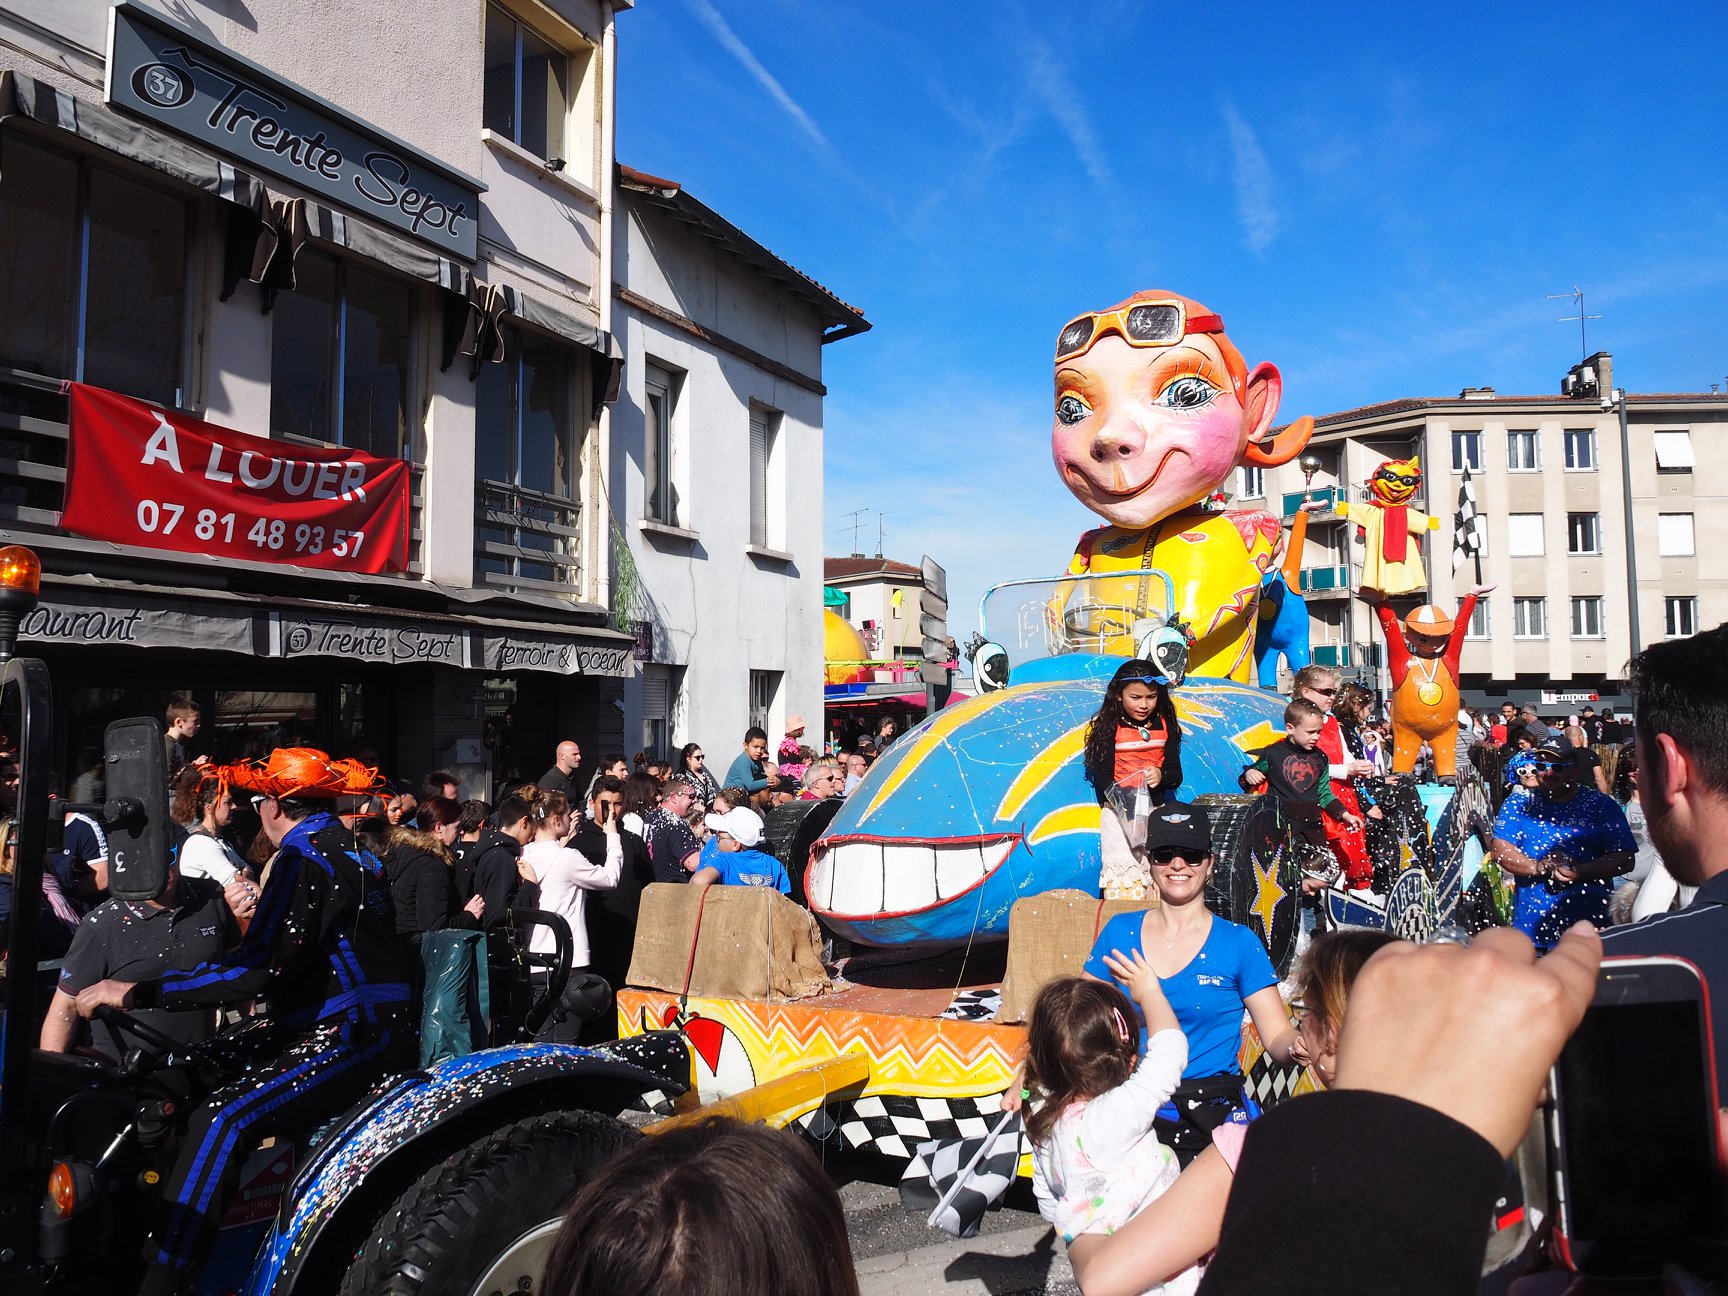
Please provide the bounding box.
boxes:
[1082,658,1186,901]
[1491,744,1636,951]
[1049,290,1313,681]
[678,743,721,807]
[1080,800,1301,1168]
[1334,453,1439,600]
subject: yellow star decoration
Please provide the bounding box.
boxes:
[1247,847,1286,940]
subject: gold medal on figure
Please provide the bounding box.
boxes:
[1412,658,1443,707]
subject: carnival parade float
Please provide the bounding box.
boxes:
[619,289,1501,1174]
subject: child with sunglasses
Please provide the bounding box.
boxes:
[1025,955,1196,1292]
[1084,658,1185,901]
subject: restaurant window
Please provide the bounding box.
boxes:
[484,4,570,162]
[0,135,189,407]
[269,251,413,458]
[476,333,581,588]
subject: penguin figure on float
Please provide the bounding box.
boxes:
[812,293,1347,951]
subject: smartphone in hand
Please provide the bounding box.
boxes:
[1549,955,1725,1278]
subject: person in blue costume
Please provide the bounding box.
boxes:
[1491,743,1635,950]
[1081,800,1299,1167]
[691,806,790,894]
[73,748,412,1296]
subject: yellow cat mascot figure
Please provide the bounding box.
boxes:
[1336,454,1437,598]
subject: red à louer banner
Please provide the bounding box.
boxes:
[60,384,411,574]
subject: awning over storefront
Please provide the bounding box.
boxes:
[20,577,634,679]
[1,69,473,301]
[0,68,265,212]
[445,280,621,409]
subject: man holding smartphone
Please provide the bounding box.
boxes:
[1604,622,1728,1081]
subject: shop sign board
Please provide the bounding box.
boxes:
[481,634,633,678]
[61,384,412,575]
[106,4,481,260]
[19,589,253,655]
[267,612,472,668]
[1541,690,1602,705]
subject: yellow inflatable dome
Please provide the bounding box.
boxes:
[824,609,869,684]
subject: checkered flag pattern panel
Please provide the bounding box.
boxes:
[1452,464,1485,573]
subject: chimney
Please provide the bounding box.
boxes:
[1459,386,1496,400]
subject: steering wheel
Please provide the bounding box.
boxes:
[89,1004,228,1080]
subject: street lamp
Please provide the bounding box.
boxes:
[1607,389,1640,656]
[0,545,41,665]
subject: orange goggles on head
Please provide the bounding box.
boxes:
[1054,299,1226,362]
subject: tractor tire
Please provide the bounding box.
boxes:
[339,1109,640,1296]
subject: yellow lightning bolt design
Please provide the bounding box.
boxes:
[859,688,1016,821]
[1026,802,1101,846]
[1247,849,1287,942]
[1231,720,1284,753]
[996,722,1090,822]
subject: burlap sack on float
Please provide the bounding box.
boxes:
[627,882,832,1001]
[998,889,1158,1023]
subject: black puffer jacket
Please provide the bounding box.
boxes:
[385,829,473,936]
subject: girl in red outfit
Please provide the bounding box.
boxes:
[1083,659,1185,900]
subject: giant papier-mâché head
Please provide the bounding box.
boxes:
[1051,290,1313,529]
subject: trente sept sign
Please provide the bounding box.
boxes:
[105,4,481,260]
[60,384,411,574]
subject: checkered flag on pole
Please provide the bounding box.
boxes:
[897,1107,1022,1238]
[1452,464,1485,580]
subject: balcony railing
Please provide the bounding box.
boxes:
[1299,564,1351,593]
[1282,485,1342,516]
[473,480,581,596]
[1313,644,1353,668]
[0,370,423,578]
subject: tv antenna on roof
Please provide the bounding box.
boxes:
[840,508,870,557]
[875,511,892,559]
[1547,286,1602,363]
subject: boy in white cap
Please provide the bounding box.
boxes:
[691,807,791,894]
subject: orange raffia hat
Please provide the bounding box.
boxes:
[213,748,383,800]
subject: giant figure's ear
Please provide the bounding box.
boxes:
[1239,361,1314,467]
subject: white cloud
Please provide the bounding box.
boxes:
[686,0,828,151]
[1021,35,1111,186]
[1222,103,1278,253]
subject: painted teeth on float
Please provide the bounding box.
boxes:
[807,661,1289,949]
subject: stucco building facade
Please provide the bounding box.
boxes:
[1245,353,1728,712]
[610,166,867,761]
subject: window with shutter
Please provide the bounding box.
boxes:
[749,410,768,547]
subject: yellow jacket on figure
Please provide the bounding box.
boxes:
[1336,455,1437,598]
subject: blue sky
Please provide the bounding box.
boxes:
[618,1,1728,641]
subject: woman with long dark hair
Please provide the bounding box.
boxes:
[679,742,721,807]
[1082,658,1184,901]
[386,796,483,939]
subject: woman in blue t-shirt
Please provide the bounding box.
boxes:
[1083,800,1299,1166]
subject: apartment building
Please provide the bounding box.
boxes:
[0,0,635,789]
[1242,353,1728,711]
